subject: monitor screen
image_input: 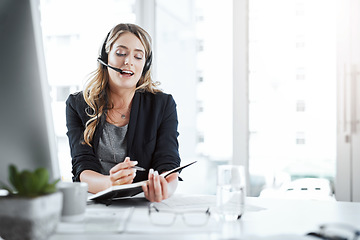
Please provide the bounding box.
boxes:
[0,0,60,185]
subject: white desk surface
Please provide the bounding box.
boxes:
[50,195,360,240]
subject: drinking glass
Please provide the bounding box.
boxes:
[216,165,246,221]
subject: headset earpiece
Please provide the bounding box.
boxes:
[142,51,152,76]
[98,32,111,67]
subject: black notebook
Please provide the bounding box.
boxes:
[88,161,197,202]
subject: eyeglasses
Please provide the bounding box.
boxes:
[148,203,211,227]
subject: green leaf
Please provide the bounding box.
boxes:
[52,178,60,186]
[8,165,17,185]
[34,168,49,193]
[42,179,60,194]
[20,171,35,197]
[8,165,21,192]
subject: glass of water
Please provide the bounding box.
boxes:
[216,165,246,221]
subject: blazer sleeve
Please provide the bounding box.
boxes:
[65,92,102,182]
[151,94,181,173]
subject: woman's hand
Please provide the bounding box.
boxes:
[142,169,179,202]
[109,157,137,186]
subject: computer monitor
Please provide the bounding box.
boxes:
[0,0,60,185]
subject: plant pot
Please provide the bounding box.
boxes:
[0,191,63,240]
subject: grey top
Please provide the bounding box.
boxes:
[97,121,128,175]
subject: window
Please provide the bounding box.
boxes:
[296,100,306,112]
[249,0,337,197]
[296,132,306,145]
[155,0,233,194]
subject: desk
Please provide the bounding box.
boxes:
[50,195,360,240]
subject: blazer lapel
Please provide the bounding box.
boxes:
[127,91,140,157]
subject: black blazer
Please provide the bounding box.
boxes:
[65,90,181,182]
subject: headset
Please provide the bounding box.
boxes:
[97,31,152,77]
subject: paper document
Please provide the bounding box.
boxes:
[56,207,133,234]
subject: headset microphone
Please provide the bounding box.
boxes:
[97,58,124,74]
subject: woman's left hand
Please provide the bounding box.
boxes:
[142,169,179,202]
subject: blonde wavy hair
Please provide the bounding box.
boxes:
[83,23,161,146]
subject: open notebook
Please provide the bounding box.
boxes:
[88,161,197,202]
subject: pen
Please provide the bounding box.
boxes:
[131,166,146,171]
[99,159,146,171]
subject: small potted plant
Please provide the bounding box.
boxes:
[0,164,62,240]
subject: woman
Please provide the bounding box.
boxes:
[66,23,181,202]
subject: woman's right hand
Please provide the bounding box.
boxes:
[109,157,137,186]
